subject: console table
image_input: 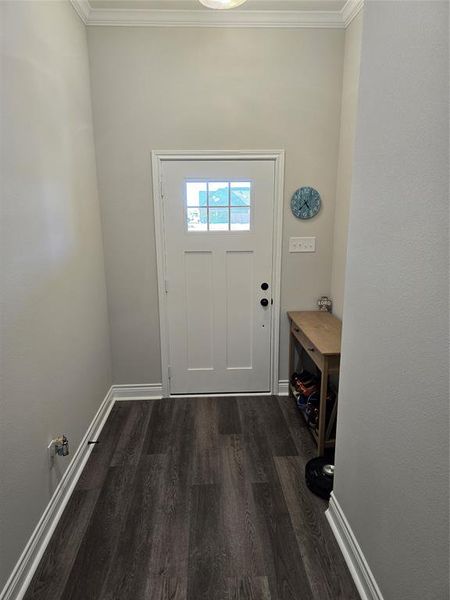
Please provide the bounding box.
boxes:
[288,311,342,456]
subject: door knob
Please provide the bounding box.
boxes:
[260,298,269,307]
[261,282,269,291]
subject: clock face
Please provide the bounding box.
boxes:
[291,187,321,220]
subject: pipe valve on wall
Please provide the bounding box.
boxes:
[49,435,69,457]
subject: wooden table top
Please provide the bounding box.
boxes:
[288,311,342,356]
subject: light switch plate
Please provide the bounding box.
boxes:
[289,236,316,253]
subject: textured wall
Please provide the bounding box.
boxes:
[0,1,112,587]
[330,12,363,319]
[333,2,449,598]
[87,26,345,384]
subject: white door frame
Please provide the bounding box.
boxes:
[151,149,285,397]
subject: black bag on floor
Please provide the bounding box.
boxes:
[305,456,334,500]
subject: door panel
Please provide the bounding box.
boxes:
[185,251,214,370]
[162,159,275,394]
[226,251,253,370]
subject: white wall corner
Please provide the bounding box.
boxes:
[112,383,164,401]
[70,0,91,24]
[326,493,384,600]
[341,0,364,28]
[0,387,115,600]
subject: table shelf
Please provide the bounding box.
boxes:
[288,311,342,456]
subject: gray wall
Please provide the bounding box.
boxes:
[87,26,345,384]
[333,2,449,599]
[0,1,112,587]
[330,11,362,319]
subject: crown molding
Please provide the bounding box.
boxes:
[70,0,91,24]
[86,8,345,28]
[72,0,363,28]
[342,0,364,27]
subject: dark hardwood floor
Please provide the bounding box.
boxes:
[24,396,359,600]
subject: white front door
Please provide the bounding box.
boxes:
[161,159,276,394]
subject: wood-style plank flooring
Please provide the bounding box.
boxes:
[24,397,359,600]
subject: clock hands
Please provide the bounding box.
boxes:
[291,187,320,219]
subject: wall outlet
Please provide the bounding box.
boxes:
[289,236,316,253]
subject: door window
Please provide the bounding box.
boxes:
[186,181,251,232]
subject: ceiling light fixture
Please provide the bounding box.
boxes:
[198,0,248,9]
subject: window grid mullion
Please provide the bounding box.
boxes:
[228,182,231,231]
[206,181,210,231]
[186,181,250,232]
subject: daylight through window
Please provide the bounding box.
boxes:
[186,181,251,232]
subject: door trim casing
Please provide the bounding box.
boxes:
[151,150,285,397]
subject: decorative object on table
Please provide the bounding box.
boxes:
[291,186,321,220]
[317,295,332,312]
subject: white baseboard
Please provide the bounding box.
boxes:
[112,382,289,400]
[278,379,289,396]
[326,493,384,600]
[0,387,115,600]
[112,383,163,401]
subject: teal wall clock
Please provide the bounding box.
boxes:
[291,187,321,220]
